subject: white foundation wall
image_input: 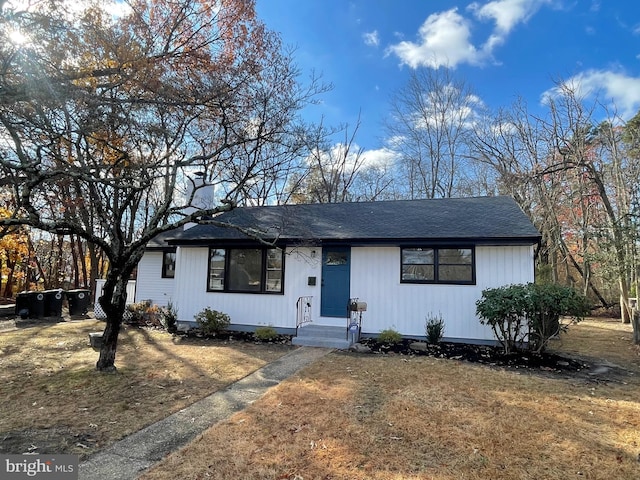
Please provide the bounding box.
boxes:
[134,251,175,307]
[349,245,535,342]
[173,246,322,329]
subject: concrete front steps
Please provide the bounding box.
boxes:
[292,324,353,349]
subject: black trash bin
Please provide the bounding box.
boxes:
[15,291,30,318]
[43,289,64,317]
[66,289,91,315]
[27,291,45,319]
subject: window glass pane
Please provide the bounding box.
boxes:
[265,249,283,292]
[402,248,434,264]
[229,249,262,291]
[439,265,473,282]
[208,249,226,290]
[163,252,176,278]
[402,264,434,281]
[439,248,472,264]
[266,271,282,292]
[267,249,283,269]
[325,252,348,265]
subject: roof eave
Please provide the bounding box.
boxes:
[168,234,542,247]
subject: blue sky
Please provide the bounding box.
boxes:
[256,0,640,158]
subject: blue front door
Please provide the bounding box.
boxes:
[321,246,351,317]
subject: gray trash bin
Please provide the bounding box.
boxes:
[66,289,91,315]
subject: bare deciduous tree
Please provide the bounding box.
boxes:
[0,0,326,370]
[290,114,392,203]
[384,67,479,199]
[471,81,639,335]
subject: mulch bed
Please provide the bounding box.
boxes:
[358,337,591,374]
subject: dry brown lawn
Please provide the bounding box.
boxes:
[141,318,640,480]
[0,318,292,459]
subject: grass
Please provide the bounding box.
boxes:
[2,316,639,479]
[0,318,292,459]
[548,317,640,372]
[140,318,640,480]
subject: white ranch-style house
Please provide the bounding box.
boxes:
[134,196,541,348]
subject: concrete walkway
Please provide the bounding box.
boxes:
[78,346,331,480]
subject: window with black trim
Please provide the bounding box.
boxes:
[208,247,284,293]
[162,251,176,278]
[401,247,474,284]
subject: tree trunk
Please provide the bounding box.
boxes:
[78,237,88,288]
[620,282,632,324]
[70,234,80,289]
[96,273,129,372]
[94,245,145,372]
[97,313,122,372]
[4,259,16,298]
[632,308,640,344]
[88,242,99,302]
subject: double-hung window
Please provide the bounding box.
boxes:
[208,247,284,293]
[162,251,176,278]
[401,247,474,284]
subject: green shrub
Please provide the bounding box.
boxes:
[378,328,402,344]
[425,313,445,344]
[194,308,230,336]
[254,326,278,342]
[476,283,590,354]
[476,284,529,354]
[526,283,590,353]
[161,301,178,333]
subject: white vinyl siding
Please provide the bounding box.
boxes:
[134,251,175,307]
[169,243,534,342]
[349,245,534,342]
[173,247,321,329]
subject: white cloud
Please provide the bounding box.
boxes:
[541,70,640,119]
[469,0,550,53]
[385,8,480,69]
[363,30,380,47]
[387,0,552,69]
[306,143,398,171]
[469,0,548,35]
[359,147,400,169]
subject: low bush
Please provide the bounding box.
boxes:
[378,328,402,344]
[476,285,529,354]
[526,283,590,353]
[194,308,230,336]
[476,283,590,354]
[425,313,445,344]
[254,326,279,342]
[161,301,178,333]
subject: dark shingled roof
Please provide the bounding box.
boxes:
[168,196,540,246]
[145,228,180,250]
